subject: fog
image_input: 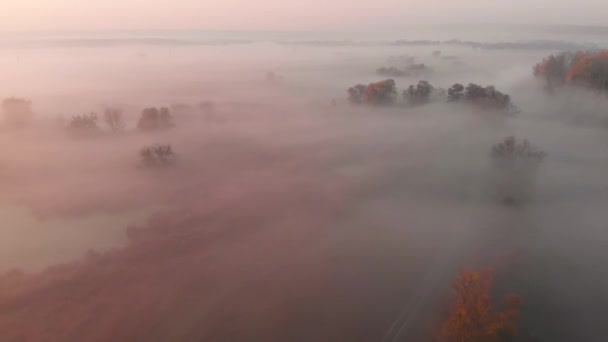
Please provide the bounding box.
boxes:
[0,31,607,341]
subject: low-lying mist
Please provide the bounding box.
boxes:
[0,36,607,341]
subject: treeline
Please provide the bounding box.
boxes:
[347,79,517,113]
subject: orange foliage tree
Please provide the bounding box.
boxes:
[566,51,608,90]
[439,269,521,342]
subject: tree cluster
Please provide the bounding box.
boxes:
[137,107,174,131]
[534,50,608,91]
[348,80,516,112]
[376,64,431,78]
[448,83,517,113]
[348,79,397,105]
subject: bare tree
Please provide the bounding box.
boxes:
[103,107,125,132]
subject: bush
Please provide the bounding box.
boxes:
[137,107,174,131]
[140,144,175,167]
[2,98,34,128]
[490,137,546,203]
[103,107,125,132]
[67,113,99,135]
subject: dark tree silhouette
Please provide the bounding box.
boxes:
[67,113,99,135]
[363,79,397,105]
[137,107,174,131]
[404,80,435,105]
[447,83,465,102]
[448,83,517,113]
[347,84,368,104]
[140,144,176,167]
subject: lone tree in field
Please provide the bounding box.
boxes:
[67,113,99,135]
[439,269,522,342]
[137,107,174,131]
[140,144,175,167]
[2,97,34,128]
[103,107,125,132]
[490,136,546,203]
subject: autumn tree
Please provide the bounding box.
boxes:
[566,50,608,91]
[439,269,522,342]
[2,97,34,128]
[364,79,397,105]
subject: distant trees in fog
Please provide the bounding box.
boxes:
[376,64,432,78]
[403,80,442,106]
[348,80,516,113]
[348,79,397,105]
[103,107,125,132]
[140,144,175,167]
[67,113,99,135]
[534,50,608,92]
[2,97,34,128]
[491,136,546,204]
[137,107,174,131]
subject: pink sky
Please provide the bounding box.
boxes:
[2,0,607,31]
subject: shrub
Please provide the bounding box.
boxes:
[137,107,174,131]
[140,144,175,167]
[2,98,34,128]
[103,107,125,132]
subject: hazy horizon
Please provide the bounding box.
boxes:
[4,0,608,31]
